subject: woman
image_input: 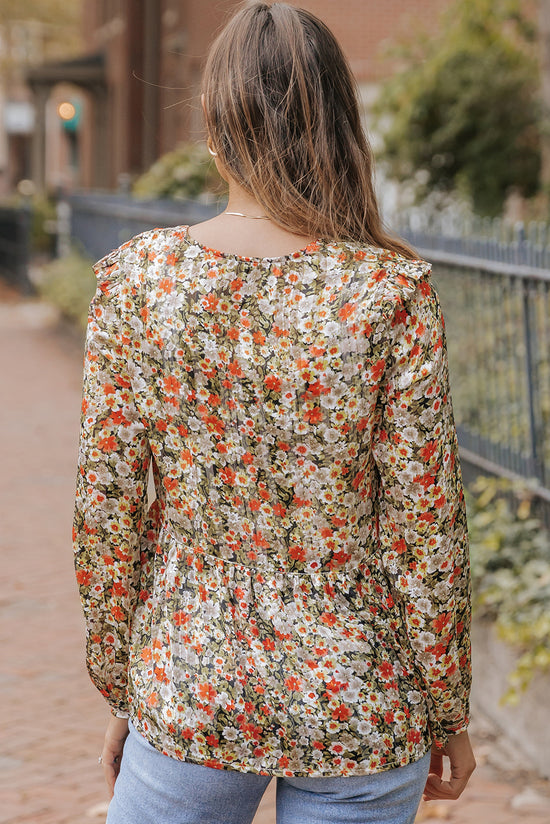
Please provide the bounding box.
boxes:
[74,3,475,822]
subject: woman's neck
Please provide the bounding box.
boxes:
[186,179,317,259]
[225,183,268,218]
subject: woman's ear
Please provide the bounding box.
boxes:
[201,92,231,185]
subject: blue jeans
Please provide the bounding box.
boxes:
[106,721,431,824]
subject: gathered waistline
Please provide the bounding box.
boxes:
[158,517,383,583]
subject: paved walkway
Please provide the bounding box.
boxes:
[1,280,549,824]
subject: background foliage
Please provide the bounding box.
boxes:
[36,249,94,331]
[375,0,541,216]
[467,477,550,700]
[133,143,225,202]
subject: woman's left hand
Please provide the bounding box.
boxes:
[100,715,129,797]
[423,731,476,801]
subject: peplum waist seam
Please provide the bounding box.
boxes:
[160,518,381,583]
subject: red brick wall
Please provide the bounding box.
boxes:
[285,0,453,81]
[159,0,240,150]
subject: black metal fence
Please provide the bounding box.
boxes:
[68,193,220,262]
[0,204,33,293]
[401,222,550,514]
[399,212,550,269]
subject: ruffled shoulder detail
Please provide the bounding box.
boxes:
[373,250,432,316]
[92,245,122,284]
[91,228,166,291]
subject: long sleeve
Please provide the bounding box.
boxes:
[372,276,471,746]
[73,248,150,715]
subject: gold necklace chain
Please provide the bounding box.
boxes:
[224,211,270,220]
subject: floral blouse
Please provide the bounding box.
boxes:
[74,226,471,777]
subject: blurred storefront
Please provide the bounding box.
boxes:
[0,12,84,197]
[27,54,105,191]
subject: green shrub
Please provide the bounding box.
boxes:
[37,250,95,332]
[467,476,550,701]
[30,194,57,253]
[374,0,540,216]
[133,142,226,201]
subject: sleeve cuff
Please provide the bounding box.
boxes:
[432,719,470,748]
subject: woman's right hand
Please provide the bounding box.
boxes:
[100,715,130,797]
[423,731,476,801]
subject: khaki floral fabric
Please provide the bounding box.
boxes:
[74,226,471,777]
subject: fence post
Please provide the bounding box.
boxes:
[522,280,544,482]
[56,200,72,258]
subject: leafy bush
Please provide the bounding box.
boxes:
[467,477,550,701]
[30,194,57,254]
[375,0,541,216]
[133,142,226,201]
[36,250,95,332]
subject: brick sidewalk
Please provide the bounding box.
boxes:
[1,285,548,823]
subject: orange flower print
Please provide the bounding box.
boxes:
[163,375,181,395]
[98,435,117,452]
[198,683,218,703]
[75,569,92,586]
[265,375,282,392]
[158,277,173,294]
[378,661,395,681]
[303,407,323,424]
[332,705,351,721]
[338,302,356,321]
[219,467,236,486]
[202,293,219,313]
[147,692,159,707]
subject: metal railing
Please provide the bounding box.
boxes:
[0,204,33,293]
[401,222,550,511]
[67,193,220,262]
[399,212,550,270]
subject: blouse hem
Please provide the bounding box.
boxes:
[129,713,432,779]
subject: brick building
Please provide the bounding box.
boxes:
[0,12,82,197]
[28,0,451,191]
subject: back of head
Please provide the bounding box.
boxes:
[203,1,414,257]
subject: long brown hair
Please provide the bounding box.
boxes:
[202,1,415,258]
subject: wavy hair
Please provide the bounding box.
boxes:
[202,2,415,258]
